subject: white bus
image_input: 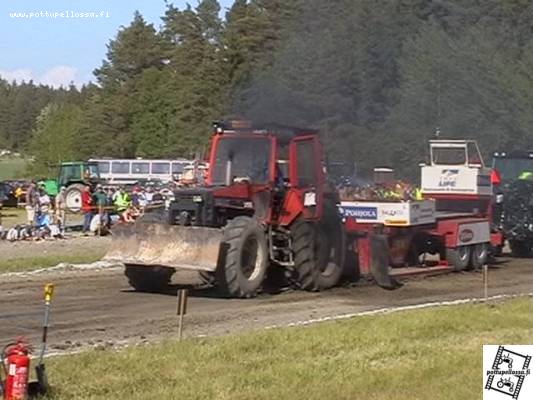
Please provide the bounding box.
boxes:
[89,158,194,185]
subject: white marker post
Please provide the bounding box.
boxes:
[483,264,488,302]
[176,289,188,341]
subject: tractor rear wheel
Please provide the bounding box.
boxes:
[291,218,343,291]
[125,265,174,293]
[215,216,268,298]
[65,183,85,213]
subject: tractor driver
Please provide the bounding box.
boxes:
[275,160,289,189]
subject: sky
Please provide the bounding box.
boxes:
[0,0,234,88]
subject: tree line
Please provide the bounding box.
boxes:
[2,0,533,178]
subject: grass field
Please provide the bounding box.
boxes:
[0,252,106,273]
[0,207,27,226]
[44,297,532,400]
[0,157,28,180]
[0,209,105,273]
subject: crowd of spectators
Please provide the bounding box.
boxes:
[0,182,165,241]
[0,181,63,241]
[80,184,164,234]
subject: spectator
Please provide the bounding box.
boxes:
[145,186,154,205]
[114,187,131,214]
[25,182,39,225]
[121,207,136,223]
[55,186,67,231]
[38,187,51,213]
[131,186,141,208]
[137,188,148,210]
[36,209,52,228]
[93,184,108,229]
[106,187,115,205]
[15,185,23,206]
[81,185,93,235]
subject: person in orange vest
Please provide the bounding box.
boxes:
[81,186,93,235]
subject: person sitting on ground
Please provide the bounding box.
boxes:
[121,206,136,223]
[35,210,53,240]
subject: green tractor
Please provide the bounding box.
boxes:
[43,161,101,212]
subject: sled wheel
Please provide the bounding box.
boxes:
[469,243,488,270]
[446,246,471,271]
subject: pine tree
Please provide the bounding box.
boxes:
[28,103,83,175]
[88,11,165,157]
[130,68,177,157]
[162,1,227,155]
[94,11,164,88]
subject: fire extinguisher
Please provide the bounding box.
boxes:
[1,340,30,400]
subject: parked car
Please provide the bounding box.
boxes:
[0,181,22,208]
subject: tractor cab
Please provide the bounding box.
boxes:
[168,120,327,227]
[208,130,274,186]
[492,150,533,184]
[43,161,101,212]
[59,162,100,188]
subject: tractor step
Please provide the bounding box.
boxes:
[271,245,291,253]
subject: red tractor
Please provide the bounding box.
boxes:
[106,121,365,297]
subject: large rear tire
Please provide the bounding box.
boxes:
[125,265,174,293]
[291,218,343,291]
[215,216,268,298]
[65,183,85,213]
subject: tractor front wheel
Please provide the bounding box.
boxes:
[215,216,268,298]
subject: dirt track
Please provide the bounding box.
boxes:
[0,257,532,353]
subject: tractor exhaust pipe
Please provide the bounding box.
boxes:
[225,158,233,186]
